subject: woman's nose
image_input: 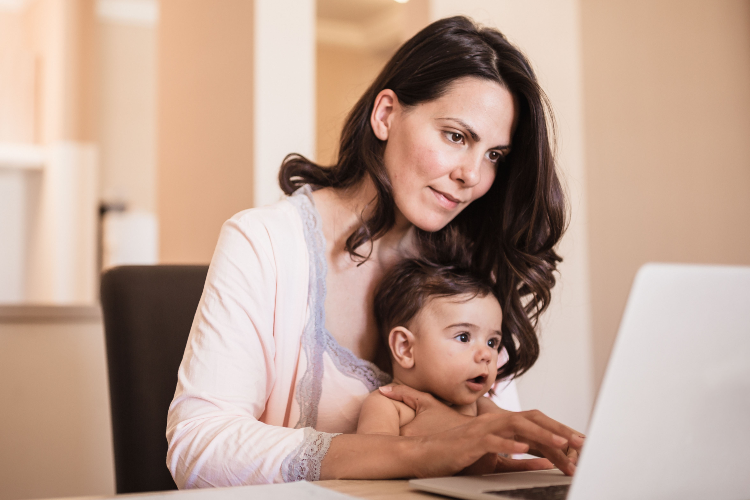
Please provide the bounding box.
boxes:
[450,155,482,187]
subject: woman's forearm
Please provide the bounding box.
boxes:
[320,410,576,480]
[320,434,421,480]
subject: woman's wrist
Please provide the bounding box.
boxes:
[321,433,425,480]
[397,435,425,478]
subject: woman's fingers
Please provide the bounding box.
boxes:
[485,413,568,451]
[567,446,580,465]
[477,412,580,476]
[529,443,576,476]
[378,385,436,413]
[409,406,583,478]
[483,434,530,456]
[521,410,586,452]
[494,456,554,473]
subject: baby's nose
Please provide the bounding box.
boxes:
[476,345,493,363]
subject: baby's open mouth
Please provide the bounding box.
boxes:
[469,374,487,385]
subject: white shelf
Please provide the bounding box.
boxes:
[0,143,45,170]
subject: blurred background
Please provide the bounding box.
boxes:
[0,0,748,499]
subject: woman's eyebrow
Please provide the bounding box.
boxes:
[439,117,511,150]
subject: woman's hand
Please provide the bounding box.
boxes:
[380,385,585,476]
[378,385,474,436]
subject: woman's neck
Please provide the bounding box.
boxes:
[313,177,415,265]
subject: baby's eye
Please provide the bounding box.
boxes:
[446,131,465,144]
[456,333,470,343]
[487,338,501,350]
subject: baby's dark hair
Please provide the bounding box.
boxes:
[373,259,498,373]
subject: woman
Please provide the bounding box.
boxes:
[166,16,583,487]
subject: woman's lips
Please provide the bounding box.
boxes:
[430,187,461,210]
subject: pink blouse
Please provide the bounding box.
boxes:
[166,186,520,487]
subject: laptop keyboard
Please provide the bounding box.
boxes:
[485,484,570,499]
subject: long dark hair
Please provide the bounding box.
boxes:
[279,16,566,379]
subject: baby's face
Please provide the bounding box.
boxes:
[406,293,503,406]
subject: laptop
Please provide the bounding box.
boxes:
[410,263,750,500]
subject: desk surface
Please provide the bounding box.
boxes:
[317,480,436,500]
[56,480,436,500]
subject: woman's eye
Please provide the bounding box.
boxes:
[487,150,504,163]
[457,333,470,343]
[446,132,464,144]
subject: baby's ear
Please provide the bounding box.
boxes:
[388,326,415,370]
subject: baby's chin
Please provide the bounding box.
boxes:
[434,390,486,407]
[437,380,493,406]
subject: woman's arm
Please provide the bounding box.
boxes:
[322,408,580,479]
[379,385,583,476]
[167,212,318,487]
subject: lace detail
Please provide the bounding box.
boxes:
[324,330,392,389]
[281,428,341,482]
[288,185,391,429]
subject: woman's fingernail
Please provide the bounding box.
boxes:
[379,386,392,393]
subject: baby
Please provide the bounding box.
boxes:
[357,259,507,436]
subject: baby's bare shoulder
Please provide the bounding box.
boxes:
[366,385,418,427]
[357,388,402,435]
[392,399,416,428]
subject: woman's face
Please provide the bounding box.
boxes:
[371,77,516,232]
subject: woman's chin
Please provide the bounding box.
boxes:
[406,211,456,233]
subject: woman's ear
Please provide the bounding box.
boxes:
[389,326,416,370]
[370,89,398,141]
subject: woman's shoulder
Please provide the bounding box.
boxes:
[229,196,298,227]
[227,186,315,232]
[223,195,305,245]
[209,196,308,274]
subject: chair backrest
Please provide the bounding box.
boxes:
[100,265,208,494]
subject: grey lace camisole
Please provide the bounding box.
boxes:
[280,186,391,482]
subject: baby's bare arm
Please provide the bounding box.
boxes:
[356,390,401,435]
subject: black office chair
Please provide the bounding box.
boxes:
[100,265,208,494]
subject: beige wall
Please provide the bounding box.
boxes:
[581,0,750,388]
[0,8,35,143]
[252,0,315,208]
[0,0,100,304]
[98,20,157,213]
[0,314,115,500]
[316,43,389,165]
[157,0,254,264]
[0,0,97,143]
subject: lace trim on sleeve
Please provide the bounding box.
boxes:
[280,428,341,482]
